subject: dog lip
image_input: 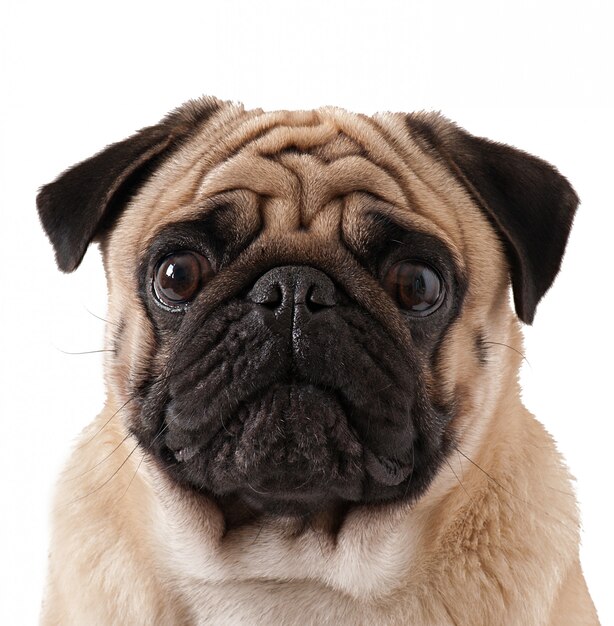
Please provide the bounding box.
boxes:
[164,381,415,469]
[165,380,358,446]
[174,446,200,463]
[364,449,413,486]
[167,380,355,438]
[163,380,346,452]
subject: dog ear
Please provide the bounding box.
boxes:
[36,97,222,273]
[406,113,579,324]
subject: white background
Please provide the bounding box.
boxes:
[1,1,612,623]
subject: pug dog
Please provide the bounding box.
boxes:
[37,97,599,625]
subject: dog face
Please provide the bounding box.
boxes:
[37,98,578,520]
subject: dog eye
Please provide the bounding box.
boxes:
[382,260,444,315]
[153,251,213,308]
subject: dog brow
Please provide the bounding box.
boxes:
[196,147,408,235]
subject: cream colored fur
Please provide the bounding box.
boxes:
[42,102,599,625]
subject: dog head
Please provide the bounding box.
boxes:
[37,98,577,520]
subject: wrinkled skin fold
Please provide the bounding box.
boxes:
[36,97,599,624]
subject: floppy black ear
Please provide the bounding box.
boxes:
[406,114,579,324]
[36,97,222,272]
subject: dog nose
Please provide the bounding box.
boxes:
[247,265,337,314]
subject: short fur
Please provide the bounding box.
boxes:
[38,98,599,625]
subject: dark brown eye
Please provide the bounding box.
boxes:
[153,251,213,308]
[382,260,443,315]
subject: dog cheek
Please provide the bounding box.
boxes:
[107,311,160,431]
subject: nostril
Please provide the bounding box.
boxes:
[305,285,335,313]
[247,281,283,309]
[261,284,283,309]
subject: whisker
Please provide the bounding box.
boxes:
[292,474,315,491]
[401,440,416,500]
[247,480,270,495]
[64,432,132,481]
[444,457,473,504]
[219,407,232,436]
[73,359,198,449]
[455,448,465,483]
[63,330,257,502]
[454,446,513,498]
[56,348,115,355]
[115,452,146,503]
[68,441,140,505]
[453,445,575,533]
[85,307,121,328]
[76,395,138,449]
[482,341,531,368]
[148,422,171,449]
[249,520,266,547]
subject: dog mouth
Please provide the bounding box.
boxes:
[157,382,415,514]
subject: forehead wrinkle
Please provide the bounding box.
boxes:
[331,112,470,253]
[315,155,409,208]
[275,153,329,226]
[128,105,470,265]
[243,121,338,156]
[197,116,343,203]
[308,198,344,239]
[197,150,412,235]
[147,110,336,226]
[130,117,335,249]
[192,108,324,171]
[142,107,410,232]
[198,157,303,233]
[309,132,366,162]
[197,115,412,232]
[319,109,422,203]
[133,109,303,239]
[323,109,466,245]
[198,153,301,200]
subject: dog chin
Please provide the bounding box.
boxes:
[164,384,364,507]
[155,383,424,518]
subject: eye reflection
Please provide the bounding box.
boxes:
[382,260,443,315]
[153,251,213,308]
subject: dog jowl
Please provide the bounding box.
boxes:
[37,99,576,521]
